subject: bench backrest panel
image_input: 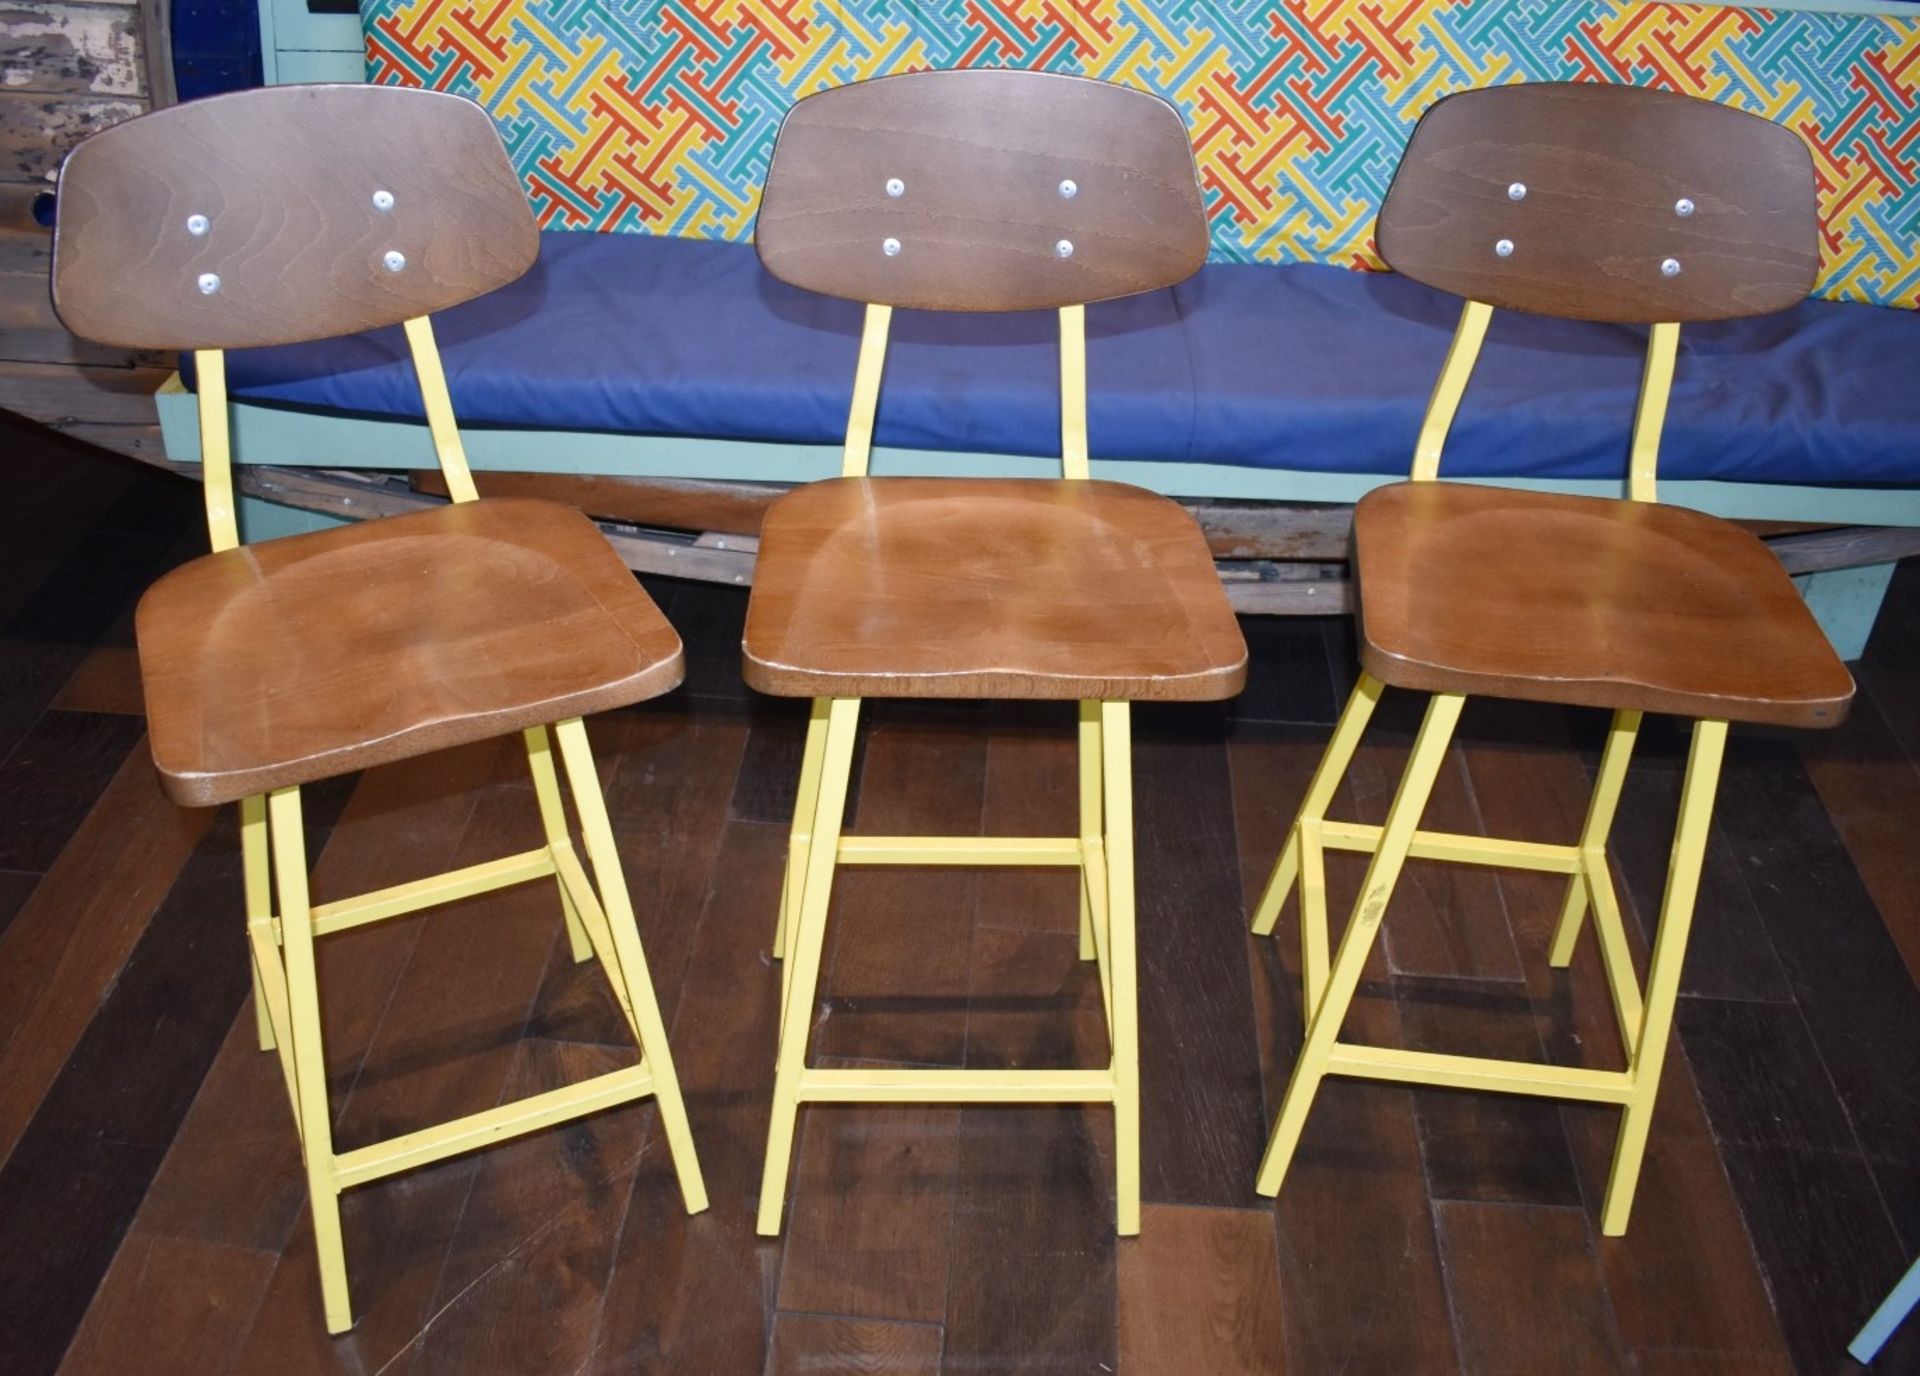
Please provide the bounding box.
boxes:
[1379,83,1819,323]
[360,0,1920,310]
[53,84,537,351]
[756,70,1206,311]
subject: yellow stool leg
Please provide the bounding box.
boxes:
[553,716,709,1215]
[776,699,833,1036]
[1256,692,1464,1199]
[524,724,591,964]
[267,785,354,1334]
[241,793,275,1051]
[757,696,860,1237]
[1601,717,1726,1235]
[1100,701,1142,1235]
[1549,709,1641,967]
[1249,673,1383,939]
[1077,700,1103,961]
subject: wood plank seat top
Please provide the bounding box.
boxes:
[742,476,1247,701]
[1354,481,1853,727]
[136,497,684,807]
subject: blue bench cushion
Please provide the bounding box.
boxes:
[209,231,1920,485]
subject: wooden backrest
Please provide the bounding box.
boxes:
[52,84,538,350]
[1377,82,1819,323]
[755,69,1208,312]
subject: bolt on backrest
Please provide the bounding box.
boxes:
[51,84,539,545]
[754,68,1209,479]
[1376,82,1819,499]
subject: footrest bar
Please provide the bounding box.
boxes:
[797,1067,1116,1103]
[310,847,557,936]
[837,836,1084,866]
[1319,822,1581,874]
[333,1063,655,1187]
[1324,1043,1633,1104]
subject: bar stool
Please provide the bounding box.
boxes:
[51,85,706,1332]
[743,69,1248,1236]
[1247,82,1855,1232]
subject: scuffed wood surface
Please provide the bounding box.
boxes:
[0,91,140,181]
[0,358,170,423]
[1,6,144,97]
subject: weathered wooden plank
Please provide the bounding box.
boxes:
[1228,720,1460,1373]
[0,744,205,1168]
[589,819,785,1375]
[56,1232,276,1376]
[48,642,143,719]
[411,469,1365,561]
[0,801,273,1376]
[766,1314,943,1376]
[1116,1203,1288,1376]
[0,359,169,424]
[0,707,144,871]
[1,179,51,233]
[0,91,140,182]
[1460,704,1796,1370]
[42,421,167,465]
[944,924,1115,1372]
[774,703,985,1323]
[1769,523,1920,574]
[136,0,170,108]
[1804,714,1920,991]
[0,6,145,97]
[403,1042,649,1376]
[413,468,789,538]
[1434,1200,1629,1376]
[1131,702,1269,1207]
[0,221,168,366]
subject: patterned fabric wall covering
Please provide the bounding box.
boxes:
[361,2,1920,309]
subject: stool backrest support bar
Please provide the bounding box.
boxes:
[1385,83,1820,502]
[53,84,536,545]
[758,69,1205,483]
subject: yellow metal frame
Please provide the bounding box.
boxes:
[196,321,705,1334]
[1249,302,1729,1235]
[760,305,1142,1235]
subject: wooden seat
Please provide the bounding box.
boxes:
[1354,481,1852,727]
[51,85,707,1336]
[1249,82,1857,1243]
[138,497,684,807]
[744,476,1246,701]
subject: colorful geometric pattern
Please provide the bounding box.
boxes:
[361,2,1920,308]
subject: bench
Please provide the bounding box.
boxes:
[153,0,1920,653]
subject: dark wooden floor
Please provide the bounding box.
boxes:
[2,420,1917,1376]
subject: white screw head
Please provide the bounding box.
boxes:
[196,272,220,295]
[1661,257,1682,277]
[1675,197,1695,217]
[372,189,395,211]
[1055,239,1074,259]
[882,237,902,257]
[1507,182,1527,201]
[383,249,407,272]
[1494,238,1515,258]
[186,213,209,237]
[885,177,904,198]
[1059,178,1078,199]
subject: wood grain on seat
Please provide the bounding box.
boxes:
[754,69,1208,312]
[52,84,537,350]
[136,498,683,806]
[1353,482,1853,727]
[743,477,1247,701]
[1377,82,1819,323]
